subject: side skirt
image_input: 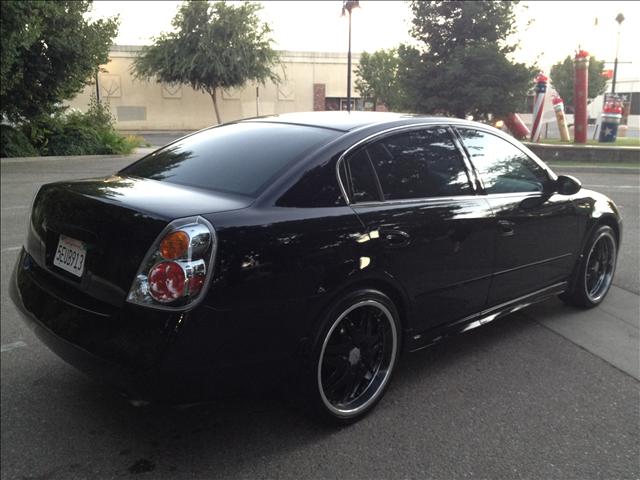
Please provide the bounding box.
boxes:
[407,282,567,353]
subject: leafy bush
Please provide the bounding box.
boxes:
[45,123,103,156]
[0,124,39,157]
[1,96,142,157]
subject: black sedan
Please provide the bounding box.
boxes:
[10,112,621,423]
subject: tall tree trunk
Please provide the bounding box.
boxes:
[209,89,221,124]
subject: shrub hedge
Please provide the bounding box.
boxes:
[1,97,142,158]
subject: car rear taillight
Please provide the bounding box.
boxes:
[127,216,216,309]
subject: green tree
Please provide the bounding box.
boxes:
[0,1,118,122]
[409,0,519,59]
[398,1,535,119]
[355,49,403,110]
[133,1,279,124]
[550,55,607,109]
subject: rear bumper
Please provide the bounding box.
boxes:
[10,249,179,401]
[10,249,303,403]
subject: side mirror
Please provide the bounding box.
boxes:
[555,175,582,195]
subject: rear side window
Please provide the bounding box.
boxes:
[121,122,339,197]
[458,128,549,194]
[346,149,381,203]
[364,127,472,201]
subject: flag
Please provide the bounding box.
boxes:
[342,1,360,16]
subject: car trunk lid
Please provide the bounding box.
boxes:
[26,175,251,307]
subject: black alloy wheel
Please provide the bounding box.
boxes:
[310,289,400,423]
[562,225,617,308]
[584,228,617,303]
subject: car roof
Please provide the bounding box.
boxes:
[241,111,453,132]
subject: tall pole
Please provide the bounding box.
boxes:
[574,50,589,144]
[342,1,359,112]
[95,70,100,102]
[612,13,625,93]
[256,85,260,116]
[347,8,352,112]
[612,30,620,93]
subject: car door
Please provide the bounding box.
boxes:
[342,126,496,333]
[455,127,579,305]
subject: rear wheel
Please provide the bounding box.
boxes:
[307,289,400,424]
[561,225,617,308]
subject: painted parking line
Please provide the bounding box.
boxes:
[1,341,27,353]
[584,184,639,189]
[1,205,29,211]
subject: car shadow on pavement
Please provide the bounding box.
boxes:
[5,304,639,479]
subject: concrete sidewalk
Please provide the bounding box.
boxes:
[527,286,640,380]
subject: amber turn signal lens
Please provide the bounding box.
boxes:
[159,231,189,259]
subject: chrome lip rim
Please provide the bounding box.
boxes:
[584,231,617,303]
[317,299,397,418]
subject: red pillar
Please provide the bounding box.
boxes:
[573,50,589,144]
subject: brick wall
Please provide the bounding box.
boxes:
[313,84,326,111]
[375,102,389,112]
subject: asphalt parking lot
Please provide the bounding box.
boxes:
[1,152,638,479]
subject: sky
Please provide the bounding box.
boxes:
[87,1,639,77]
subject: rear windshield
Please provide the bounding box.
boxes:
[120,122,340,197]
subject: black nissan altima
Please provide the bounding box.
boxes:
[10,112,621,423]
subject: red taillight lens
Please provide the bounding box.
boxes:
[148,261,186,303]
[189,272,205,296]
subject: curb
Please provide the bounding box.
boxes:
[548,164,640,175]
[1,148,155,164]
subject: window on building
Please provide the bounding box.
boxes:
[617,92,639,116]
[324,97,365,111]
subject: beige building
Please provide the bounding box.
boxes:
[68,45,373,131]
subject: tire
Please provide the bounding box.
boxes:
[304,289,401,425]
[561,225,617,308]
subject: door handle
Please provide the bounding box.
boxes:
[381,229,410,247]
[498,220,515,237]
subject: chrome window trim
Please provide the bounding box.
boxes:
[350,194,490,209]
[482,191,545,200]
[335,122,476,206]
[346,181,543,209]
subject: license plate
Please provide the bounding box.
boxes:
[53,235,87,278]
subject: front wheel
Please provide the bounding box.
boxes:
[561,225,618,308]
[307,289,401,424]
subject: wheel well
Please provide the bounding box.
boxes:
[300,278,411,362]
[598,216,620,247]
[332,278,410,334]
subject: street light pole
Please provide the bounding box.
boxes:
[95,70,100,102]
[347,8,352,112]
[612,13,625,93]
[342,1,359,113]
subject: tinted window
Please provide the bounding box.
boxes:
[277,158,346,208]
[121,123,339,197]
[346,149,380,203]
[365,128,472,201]
[458,129,549,194]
